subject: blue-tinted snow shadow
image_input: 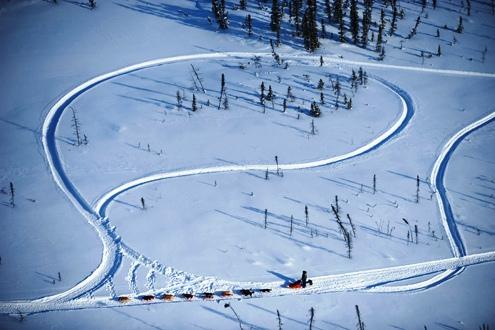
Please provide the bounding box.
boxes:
[201,305,268,330]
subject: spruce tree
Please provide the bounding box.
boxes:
[9,182,15,208]
[378,46,385,60]
[350,0,359,44]
[317,78,325,89]
[339,17,345,42]
[361,11,369,47]
[292,0,303,35]
[389,5,398,36]
[376,25,383,52]
[325,0,332,22]
[321,19,327,38]
[361,0,373,47]
[437,45,441,56]
[239,0,246,10]
[192,94,197,111]
[333,0,343,24]
[245,14,253,36]
[456,16,464,33]
[310,101,321,117]
[302,0,319,52]
[380,9,386,30]
[271,0,281,32]
[212,0,229,29]
[260,82,266,104]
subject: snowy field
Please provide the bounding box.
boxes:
[0,0,494,329]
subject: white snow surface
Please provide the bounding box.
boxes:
[1,0,495,329]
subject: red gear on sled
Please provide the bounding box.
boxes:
[288,281,303,289]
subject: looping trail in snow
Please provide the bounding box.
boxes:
[1,52,494,315]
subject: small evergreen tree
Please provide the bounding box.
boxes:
[9,182,15,208]
[338,18,345,42]
[287,85,294,101]
[437,45,441,56]
[376,25,384,52]
[88,0,96,9]
[245,14,253,36]
[212,0,229,29]
[378,46,386,60]
[317,78,325,89]
[176,90,183,110]
[310,101,321,117]
[260,81,266,104]
[192,94,197,111]
[239,0,246,10]
[266,85,274,101]
[325,0,332,22]
[456,16,464,33]
[389,5,398,35]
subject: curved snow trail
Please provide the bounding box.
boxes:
[1,251,493,314]
[432,111,495,258]
[1,52,494,314]
[94,75,412,216]
[312,55,495,78]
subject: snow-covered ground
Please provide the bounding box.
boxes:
[0,0,494,328]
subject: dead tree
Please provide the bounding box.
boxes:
[373,174,376,194]
[9,182,15,208]
[140,197,146,210]
[309,307,315,330]
[415,224,419,244]
[224,303,243,330]
[335,195,339,214]
[290,215,293,236]
[277,309,283,330]
[345,230,352,258]
[71,107,82,146]
[305,205,309,226]
[264,209,268,229]
[347,213,356,237]
[176,90,183,110]
[218,73,226,110]
[275,156,279,175]
[355,305,365,330]
[416,175,420,203]
[190,64,206,93]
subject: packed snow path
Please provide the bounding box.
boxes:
[1,52,494,315]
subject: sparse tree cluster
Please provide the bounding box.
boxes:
[212,0,229,29]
